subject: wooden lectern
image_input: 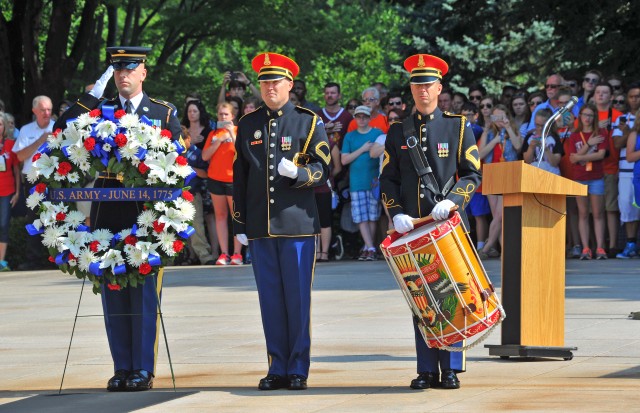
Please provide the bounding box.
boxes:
[482,161,586,359]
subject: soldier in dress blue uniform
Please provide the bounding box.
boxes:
[379,54,482,390]
[55,46,182,391]
[232,52,330,391]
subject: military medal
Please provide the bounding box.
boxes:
[281,136,292,151]
[437,142,449,158]
[143,107,149,112]
[254,130,262,139]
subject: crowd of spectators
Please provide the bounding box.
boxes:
[3,66,640,269]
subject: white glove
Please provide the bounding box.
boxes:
[88,66,115,98]
[430,199,456,220]
[393,214,415,234]
[277,157,298,179]
[236,234,248,246]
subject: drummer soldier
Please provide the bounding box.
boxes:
[55,46,182,391]
[232,52,330,390]
[379,53,481,389]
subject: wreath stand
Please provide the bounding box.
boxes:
[58,275,176,393]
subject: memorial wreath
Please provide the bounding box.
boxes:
[25,107,196,294]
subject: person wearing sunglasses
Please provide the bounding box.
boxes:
[525,73,565,135]
[467,83,486,108]
[346,87,389,134]
[53,46,183,392]
[477,96,495,128]
[346,98,361,116]
[612,93,627,113]
[612,83,640,258]
[380,53,482,391]
[572,69,603,117]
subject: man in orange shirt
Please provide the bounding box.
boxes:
[594,82,622,257]
[347,87,389,134]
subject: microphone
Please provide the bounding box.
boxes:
[556,96,578,117]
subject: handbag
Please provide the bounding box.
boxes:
[371,177,381,200]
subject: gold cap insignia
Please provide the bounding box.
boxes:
[264,53,271,65]
[118,49,126,54]
[418,55,425,67]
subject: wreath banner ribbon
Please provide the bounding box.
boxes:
[48,187,184,202]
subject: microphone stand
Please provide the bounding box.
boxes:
[536,111,561,168]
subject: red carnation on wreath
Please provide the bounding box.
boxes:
[152,220,165,233]
[35,183,47,193]
[57,162,72,176]
[124,234,138,245]
[173,240,184,253]
[48,256,55,263]
[89,240,100,252]
[138,162,149,174]
[160,129,172,139]
[84,137,96,151]
[89,109,101,118]
[107,283,121,291]
[181,190,194,202]
[115,133,128,147]
[32,153,42,163]
[68,253,76,261]
[176,155,187,166]
[114,109,126,119]
[139,262,152,275]
[56,212,66,221]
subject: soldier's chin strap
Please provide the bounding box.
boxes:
[402,117,454,203]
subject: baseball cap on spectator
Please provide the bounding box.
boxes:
[353,105,371,117]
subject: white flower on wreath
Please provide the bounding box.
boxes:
[102,143,112,152]
[174,198,196,221]
[75,113,95,130]
[43,226,64,248]
[153,202,168,213]
[26,168,40,184]
[145,176,159,185]
[59,230,89,257]
[134,240,161,261]
[137,210,157,228]
[145,152,178,182]
[95,120,117,138]
[26,192,45,210]
[60,125,85,148]
[158,207,188,232]
[118,114,140,129]
[157,231,177,256]
[175,164,193,179]
[66,172,81,184]
[47,132,63,149]
[100,249,125,272]
[125,246,146,267]
[119,142,141,161]
[92,228,114,247]
[78,249,98,272]
[64,210,86,228]
[34,153,59,179]
[66,145,90,167]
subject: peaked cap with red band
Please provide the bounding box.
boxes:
[403,54,449,84]
[252,52,300,81]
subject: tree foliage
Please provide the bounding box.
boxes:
[1,0,639,124]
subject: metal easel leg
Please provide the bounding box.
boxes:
[58,278,86,395]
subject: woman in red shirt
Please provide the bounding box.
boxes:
[568,104,608,260]
[0,114,20,271]
[202,102,243,265]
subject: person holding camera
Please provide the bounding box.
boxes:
[202,102,243,265]
[217,70,261,106]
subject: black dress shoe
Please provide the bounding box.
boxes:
[440,369,460,389]
[410,372,440,389]
[288,374,307,390]
[125,369,154,391]
[107,369,130,391]
[258,374,288,390]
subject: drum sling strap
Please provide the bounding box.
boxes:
[402,117,455,203]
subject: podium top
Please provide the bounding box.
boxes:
[482,161,587,196]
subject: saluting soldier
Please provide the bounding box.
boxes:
[379,54,482,390]
[232,52,330,391]
[55,46,182,391]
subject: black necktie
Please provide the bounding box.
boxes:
[125,100,133,114]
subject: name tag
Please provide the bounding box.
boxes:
[251,140,263,145]
[401,145,408,150]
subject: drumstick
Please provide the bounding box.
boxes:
[387,205,459,235]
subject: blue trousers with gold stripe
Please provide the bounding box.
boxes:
[414,320,465,373]
[101,269,163,375]
[249,236,315,378]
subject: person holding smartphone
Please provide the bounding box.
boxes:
[202,102,243,265]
